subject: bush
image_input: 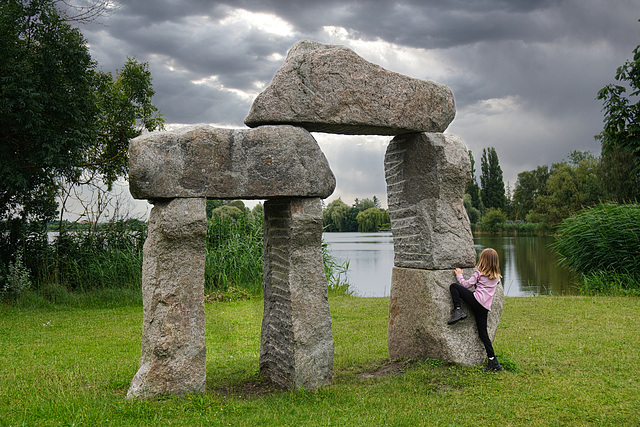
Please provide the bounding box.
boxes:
[479,208,507,233]
[554,203,640,295]
[0,250,31,298]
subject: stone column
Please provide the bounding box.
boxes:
[385,133,504,365]
[127,198,207,399]
[261,197,334,389]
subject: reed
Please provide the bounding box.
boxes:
[553,202,640,295]
[205,212,264,296]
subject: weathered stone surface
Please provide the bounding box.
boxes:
[127,198,207,399]
[385,132,476,270]
[129,124,335,200]
[244,40,455,135]
[261,197,334,390]
[388,267,504,365]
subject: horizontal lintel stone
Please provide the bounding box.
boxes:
[129,125,336,200]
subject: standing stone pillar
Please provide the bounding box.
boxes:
[385,133,503,365]
[127,198,207,398]
[261,197,334,389]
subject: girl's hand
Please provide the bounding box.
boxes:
[454,268,463,275]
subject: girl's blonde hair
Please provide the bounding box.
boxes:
[476,248,502,280]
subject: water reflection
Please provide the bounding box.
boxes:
[474,235,578,296]
[323,232,394,297]
[323,232,579,297]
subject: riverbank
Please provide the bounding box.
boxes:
[1,295,638,426]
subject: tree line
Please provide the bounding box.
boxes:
[2,0,639,293]
[322,196,390,232]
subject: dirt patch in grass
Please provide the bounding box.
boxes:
[356,359,411,380]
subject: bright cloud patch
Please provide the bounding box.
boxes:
[220,8,295,36]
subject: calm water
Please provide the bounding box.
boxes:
[322,232,579,297]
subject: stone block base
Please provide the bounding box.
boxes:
[387,267,503,366]
[127,198,207,398]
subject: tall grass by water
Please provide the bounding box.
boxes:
[1,296,638,426]
[2,210,352,306]
[554,202,640,296]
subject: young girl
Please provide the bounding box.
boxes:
[448,248,503,372]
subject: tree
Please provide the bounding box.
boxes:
[323,198,350,232]
[512,165,550,220]
[356,207,384,232]
[1,0,97,225]
[0,0,162,277]
[528,152,605,226]
[466,150,483,212]
[480,147,506,210]
[597,43,640,198]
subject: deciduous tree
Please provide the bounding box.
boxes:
[597,43,640,199]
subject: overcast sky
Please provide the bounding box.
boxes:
[78,0,640,213]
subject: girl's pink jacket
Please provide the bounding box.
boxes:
[456,270,501,311]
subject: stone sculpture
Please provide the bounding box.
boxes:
[127,125,335,397]
[384,133,503,365]
[127,39,503,398]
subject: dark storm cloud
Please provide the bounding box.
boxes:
[79,0,640,204]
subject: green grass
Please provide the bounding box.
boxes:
[1,296,639,426]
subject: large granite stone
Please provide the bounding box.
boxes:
[387,267,504,365]
[244,40,455,135]
[261,197,334,389]
[385,132,476,270]
[127,198,207,399]
[129,125,335,200]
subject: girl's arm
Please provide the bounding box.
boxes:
[456,270,480,289]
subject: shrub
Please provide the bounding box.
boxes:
[1,250,31,297]
[479,208,507,233]
[554,203,640,295]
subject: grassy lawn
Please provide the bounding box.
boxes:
[1,296,639,426]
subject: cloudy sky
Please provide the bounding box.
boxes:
[78,0,639,212]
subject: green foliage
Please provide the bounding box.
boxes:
[597,43,640,194]
[499,221,542,235]
[554,203,640,295]
[466,150,483,212]
[0,0,95,223]
[479,208,507,233]
[463,193,481,224]
[323,198,350,232]
[578,270,640,296]
[322,242,353,297]
[512,165,549,220]
[88,58,164,188]
[480,147,506,210]
[1,250,31,297]
[205,212,264,295]
[50,220,146,292]
[323,196,389,232]
[527,152,605,226]
[0,0,162,281]
[356,207,384,232]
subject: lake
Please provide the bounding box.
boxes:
[322,232,579,297]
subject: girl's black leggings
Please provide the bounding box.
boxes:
[449,283,495,359]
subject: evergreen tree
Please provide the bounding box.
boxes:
[480,147,506,210]
[466,151,483,211]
